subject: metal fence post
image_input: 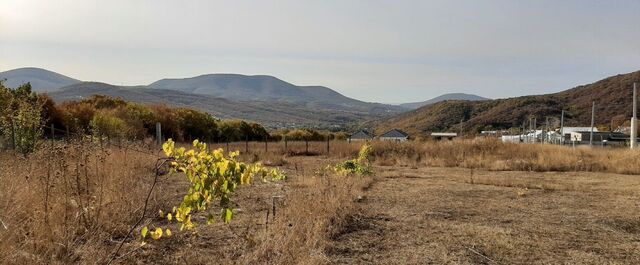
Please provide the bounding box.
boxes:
[155,122,162,146]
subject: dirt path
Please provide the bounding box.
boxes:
[327,166,640,265]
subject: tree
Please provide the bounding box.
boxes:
[0,82,43,154]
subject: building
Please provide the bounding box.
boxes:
[379,129,409,142]
[431,132,457,140]
[569,131,629,145]
[348,130,373,142]
[560,127,598,142]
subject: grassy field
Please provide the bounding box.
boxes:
[1,139,639,264]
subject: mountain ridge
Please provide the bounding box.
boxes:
[399,93,489,109]
[0,67,81,92]
[148,73,403,113]
[47,81,389,130]
[377,70,640,137]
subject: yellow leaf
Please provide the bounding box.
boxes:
[165,228,172,237]
[151,227,163,240]
[167,213,172,221]
[141,226,148,238]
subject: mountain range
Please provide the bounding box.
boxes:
[0,67,410,129]
[8,66,628,136]
[399,93,489,109]
[376,71,640,137]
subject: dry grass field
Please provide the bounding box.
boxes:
[1,138,640,264]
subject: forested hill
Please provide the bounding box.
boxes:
[377,70,640,136]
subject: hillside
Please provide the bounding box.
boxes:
[378,71,640,137]
[149,74,404,114]
[0,67,80,92]
[400,93,489,109]
[48,82,380,129]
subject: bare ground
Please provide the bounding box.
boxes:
[327,166,640,265]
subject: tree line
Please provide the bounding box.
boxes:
[1,82,349,153]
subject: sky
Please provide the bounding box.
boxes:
[1,0,639,104]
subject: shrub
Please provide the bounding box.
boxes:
[335,143,373,176]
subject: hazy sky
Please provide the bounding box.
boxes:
[1,0,639,103]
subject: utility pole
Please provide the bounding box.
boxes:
[631,82,637,149]
[560,110,565,145]
[533,117,537,143]
[528,117,533,143]
[590,101,595,147]
[545,117,549,144]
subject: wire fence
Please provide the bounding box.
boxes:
[0,123,360,157]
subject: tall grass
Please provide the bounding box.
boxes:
[0,140,169,264]
[370,138,640,174]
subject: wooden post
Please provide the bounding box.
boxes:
[305,139,309,154]
[155,122,162,146]
[50,124,55,149]
[264,135,268,153]
[326,136,330,154]
[11,119,16,150]
[245,136,249,154]
[226,138,229,151]
[284,136,288,152]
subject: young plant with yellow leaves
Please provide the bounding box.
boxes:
[141,139,286,240]
[335,143,373,176]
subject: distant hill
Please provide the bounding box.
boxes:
[48,82,385,129]
[0,67,80,92]
[149,74,404,114]
[0,67,407,128]
[378,71,640,137]
[399,93,489,109]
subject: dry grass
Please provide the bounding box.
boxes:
[0,140,368,264]
[0,139,168,264]
[370,138,640,174]
[328,166,640,264]
[3,138,640,264]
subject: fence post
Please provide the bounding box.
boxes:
[50,124,55,149]
[284,136,288,152]
[305,139,309,154]
[326,137,330,154]
[245,136,249,153]
[226,138,229,151]
[10,119,16,150]
[264,135,268,153]
[155,122,162,147]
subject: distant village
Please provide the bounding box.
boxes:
[349,126,639,147]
